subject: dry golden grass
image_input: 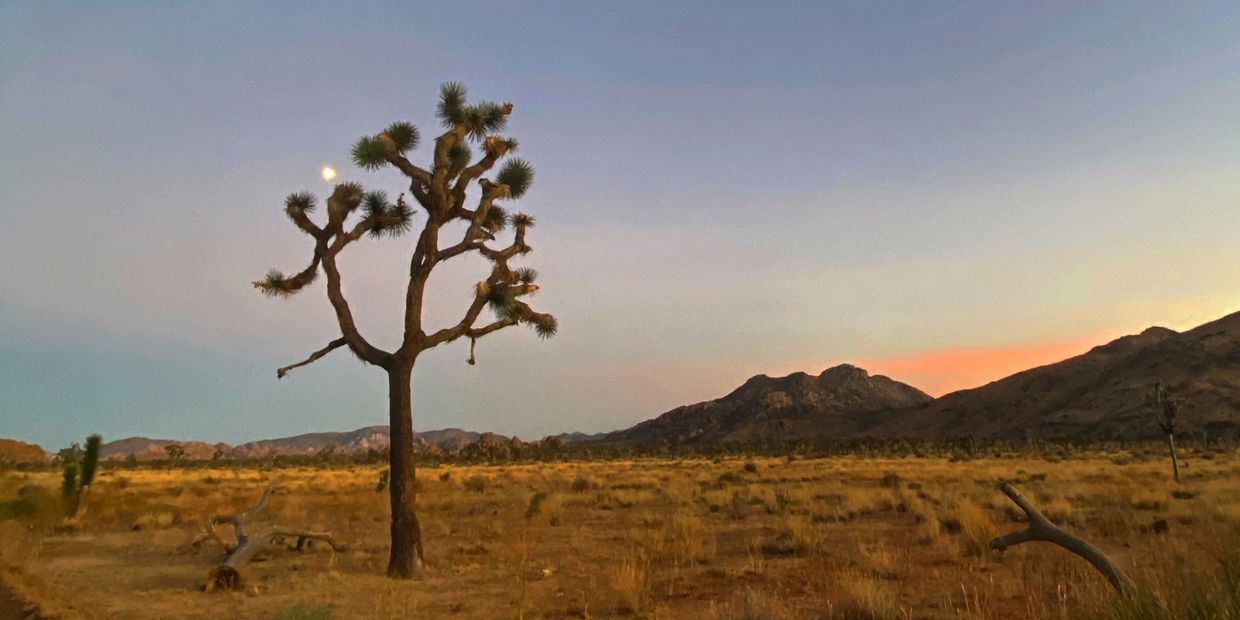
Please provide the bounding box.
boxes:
[0,447,1238,618]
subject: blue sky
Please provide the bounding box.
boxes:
[3,2,1240,450]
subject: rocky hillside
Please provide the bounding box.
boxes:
[100,437,228,461]
[607,364,932,443]
[0,438,49,463]
[865,310,1240,440]
[98,426,501,460]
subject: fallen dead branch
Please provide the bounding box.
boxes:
[198,481,345,593]
[990,482,1136,593]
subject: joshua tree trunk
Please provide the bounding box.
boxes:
[1150,383,1184,483]
[387,359,424,578]
[1166,432,1181,483]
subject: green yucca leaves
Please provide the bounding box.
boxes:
[496,158,533,199]
[515,267,538,285]
[531,314,558,339]
[362,190,389,218]
[284,192,317,213]
[436,82,510,141]
[351,135,389,171]
[448,142,472,174]
[383,121,420,153]
[437,82,468,127]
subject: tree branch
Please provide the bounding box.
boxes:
[990,483,1136,593]
[277,338,347,378]
[322,243,392,367]
[384,153,433,211]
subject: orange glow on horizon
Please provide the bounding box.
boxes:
[858,332,1120,397]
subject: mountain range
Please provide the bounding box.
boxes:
[4,310,1239,461]
[606,310,1240,443]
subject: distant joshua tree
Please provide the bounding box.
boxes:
[253,83,557,579]
[164,443,186,464]
[1150,382,1183,482]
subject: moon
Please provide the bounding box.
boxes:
[321,165,337,181]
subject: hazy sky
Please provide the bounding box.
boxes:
[3,2,1239,450]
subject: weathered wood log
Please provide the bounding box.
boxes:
[990,482,1136,593]
[202,481,345,593]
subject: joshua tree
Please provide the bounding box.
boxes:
[60,433,101,518]
[1150,382,1183,482]
[164,443,186,464]
[253,82,557,579]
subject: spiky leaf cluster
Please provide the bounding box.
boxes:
[382,121,420,153]
[496,158,534,199]
[362,191,414,239]
[436,82,510,141]
[529,314,558,339]
[351,135,390,171]
[256,269,293,298]
[510,212,535,228]
[485,285,517,317]
[515,267,538,285]
[284,192,316,215]
[448,142,472,176]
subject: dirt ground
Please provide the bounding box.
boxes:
[1,448,1238,619]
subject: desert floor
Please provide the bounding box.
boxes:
[2,448,1238,619]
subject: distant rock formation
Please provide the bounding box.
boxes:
[0,438,50,463]
[607,364,932,443]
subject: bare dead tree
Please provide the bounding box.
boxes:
[990,482,1136,593]
[1150,382,1183,482]
[198,482,344,593]
[253,83,557,578]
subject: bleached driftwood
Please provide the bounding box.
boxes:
[200,481,345,593]
[990,482,1136,593]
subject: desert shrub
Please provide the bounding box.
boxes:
[839,570,904,619]
[953,498,997,556]
[668,508,713,566]
[764,514,817,556]
[610,539,658,614]
[438,470,451,482]
[1085,554,1240,620]
[463,475,487,493]
[375,469,389,492]
[541,493,564,526]
[526,491,547,518]
[743,461,759,474]
[570,474,597,492]
[773,487,793,512]
[879,472,902,489]
[0,486,57,523]
[595,491,634,510]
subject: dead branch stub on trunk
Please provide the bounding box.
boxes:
[198,482,345,593]
[990,482,1136,594]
